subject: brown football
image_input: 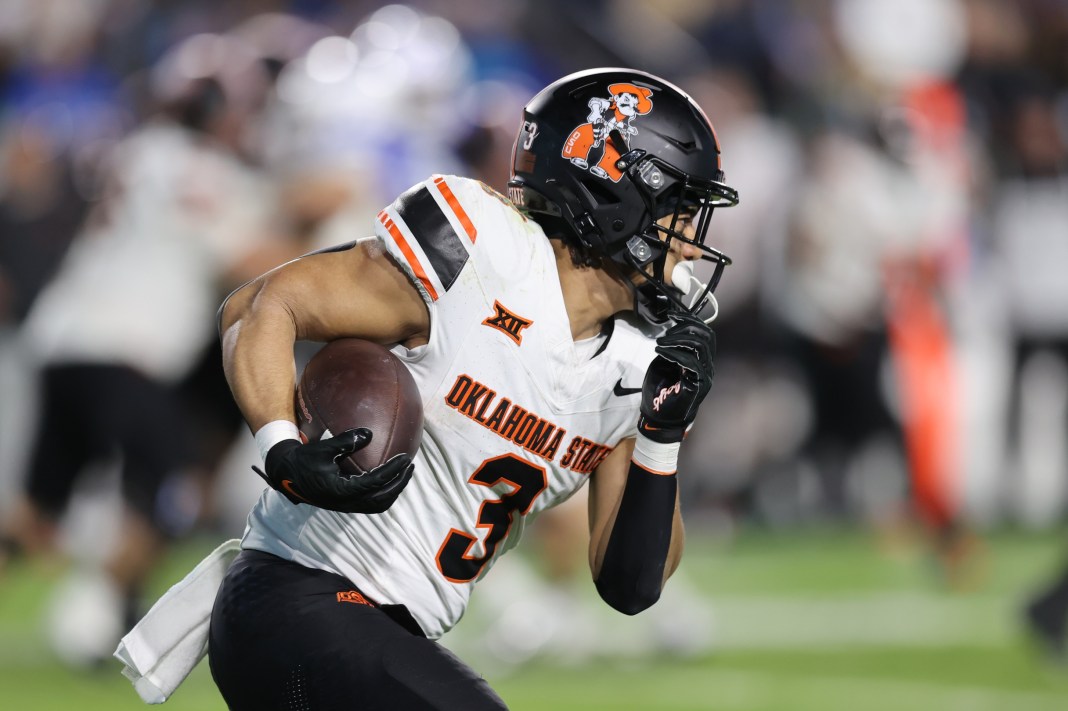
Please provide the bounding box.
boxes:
[295,338,423,476]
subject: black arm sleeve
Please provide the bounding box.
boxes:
[594,461,678,615]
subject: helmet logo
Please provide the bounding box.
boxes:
[561,83,654,182]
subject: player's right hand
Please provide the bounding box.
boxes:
[253,429,414,514]
[637,315,716,444]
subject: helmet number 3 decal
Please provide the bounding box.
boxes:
[521,121,538,150]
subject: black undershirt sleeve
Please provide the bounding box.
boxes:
[594,461,678,615]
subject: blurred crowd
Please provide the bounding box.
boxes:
[1,0,1067,666]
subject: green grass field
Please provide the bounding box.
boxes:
[2,528,1067,710]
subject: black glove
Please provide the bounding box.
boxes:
[638,315,716,444]
[253,428,413,514]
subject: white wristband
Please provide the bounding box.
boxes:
[632,432,680,475]
[254,420,300,463]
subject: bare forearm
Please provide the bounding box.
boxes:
[220,279,301,433]
[666,505,685,579]
[217,241,431,435]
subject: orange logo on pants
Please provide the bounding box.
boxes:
[337,590,373,606]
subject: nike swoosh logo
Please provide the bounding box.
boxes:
[613,378,642,397]
[281,479,312,504]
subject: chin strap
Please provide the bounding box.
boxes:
[618,245,722,326]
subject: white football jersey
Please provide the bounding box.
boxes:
[243,175,658,638]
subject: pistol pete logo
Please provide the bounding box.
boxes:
[652,381,681,412]
[561,82,654,182]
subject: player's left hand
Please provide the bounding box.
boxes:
[637,314,716,444]
[253,429,414,514]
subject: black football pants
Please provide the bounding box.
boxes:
[209,550,508,710]
[26,363,188,526]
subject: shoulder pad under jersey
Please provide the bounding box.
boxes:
[374,175,541,304]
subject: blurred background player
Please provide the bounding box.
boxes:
[0,31,305,666]
[997,70,1068,660]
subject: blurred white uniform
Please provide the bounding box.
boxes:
[243,176,658,639]
[24,120,275,381]
[13,118,278,669]
[995,177,1068,341]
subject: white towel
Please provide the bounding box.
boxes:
[114,538,241,704]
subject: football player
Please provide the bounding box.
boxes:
[210,67,738,709]
[2,33,293,667]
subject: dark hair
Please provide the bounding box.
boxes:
[564,239,604,269]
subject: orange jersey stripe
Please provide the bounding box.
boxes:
[378,211,440,301]
[433,176,477,243]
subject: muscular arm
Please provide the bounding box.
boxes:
[587,437,685,614]
[218,238,430,433]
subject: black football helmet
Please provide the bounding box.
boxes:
[508,68,738,324]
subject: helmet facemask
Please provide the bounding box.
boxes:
[609,139,738,324]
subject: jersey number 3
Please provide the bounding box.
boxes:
[436,454,547,583]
